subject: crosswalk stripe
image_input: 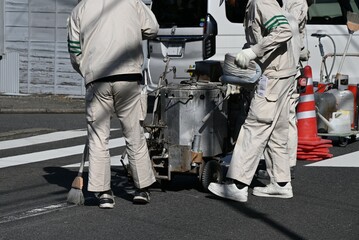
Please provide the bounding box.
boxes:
[1,129,86,150]
[305,151,359,167]
[0,137,125,169]
[0,128,120,150]
[1,129,358,169]
[62,155,129,168]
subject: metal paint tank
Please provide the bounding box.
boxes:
[160,83,228,157]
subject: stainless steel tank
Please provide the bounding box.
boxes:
[160,83,228,158]
[315,91,337,132]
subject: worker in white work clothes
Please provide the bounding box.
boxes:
[258,0,309,180]
[67,0,158,208]
[208,0,298,202]
[283,0,310,178]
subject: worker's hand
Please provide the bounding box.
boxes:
[300,47,310,61]
[235,48,257,69]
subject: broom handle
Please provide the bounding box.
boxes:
[337,33,353,75]
[77,141,88,176]
[120,149,129,176]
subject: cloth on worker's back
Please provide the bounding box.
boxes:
[67,0,159,85]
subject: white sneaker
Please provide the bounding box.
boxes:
[208,183,248,202]
[252,182,293,198]
[98,192,115,209]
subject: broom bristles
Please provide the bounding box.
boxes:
[67,188,85,205]
[67,176,84,205]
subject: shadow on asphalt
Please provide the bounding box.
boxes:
[42,164,267,203]
[43,166,98,205]
[207,193,305,240]
[43,166,305,239]
[204,175,306,240]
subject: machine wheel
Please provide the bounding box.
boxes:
[338,137,348,147]
[201,159,223,192]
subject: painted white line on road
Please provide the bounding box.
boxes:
[1,129,87,150]
[62,154,129,168]
[305,151,359,167]
[0,203,74,224]
[0,137,125,169]
[0,128,120,150]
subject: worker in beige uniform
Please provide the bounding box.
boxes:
[283,0,309,178]
[67,0,158,208]
[208,0,297,202]
[258,0,309,180]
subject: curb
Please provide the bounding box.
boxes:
[0,108,85,114]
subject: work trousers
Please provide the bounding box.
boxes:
[227,75,295,185]
[86,80,155,192]
[265,74,299,172]
[287,80,299,168]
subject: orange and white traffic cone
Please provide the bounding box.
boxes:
[296,65,333,161]
[348,84,358,129]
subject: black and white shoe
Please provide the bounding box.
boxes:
[98,191,115,209]
[133,188,150,204]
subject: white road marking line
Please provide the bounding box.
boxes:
[0,128,120,150]
[1,129,87,150]
[0,203,74,224]
[305,151,359,167]
[0,137,125,169]
[62,155,129,168]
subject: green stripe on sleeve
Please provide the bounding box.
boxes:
[67,39,82,55]
[68,44,81,49]
[264,15,288,31]
[68,40,80,44]
[69,49,82,54]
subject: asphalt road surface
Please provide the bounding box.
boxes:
[0,114,358,240]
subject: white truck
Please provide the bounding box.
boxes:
[144,0,359,90]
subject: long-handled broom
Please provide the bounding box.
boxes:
[335,11,359,80]
[67,142,88,205]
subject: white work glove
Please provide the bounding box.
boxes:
[225,83,241,97]
[300,47,310,61]
[235,48,257,69]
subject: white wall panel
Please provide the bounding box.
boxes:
[5,26,28,41]
[56,28,68,42]
[0,52,20,94]
[5,11,28,26]
[30,28,56,41]
[57,13,69,27]
[5,0,29,11]
[4,0,83,95]
[0,0,4,54]
[30,13,56,27]
[57,0,76,12]
[29,0,55,11]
